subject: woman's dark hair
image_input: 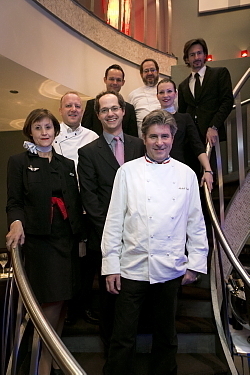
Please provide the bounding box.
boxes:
[157,78,177,94]
[23,108,60,142]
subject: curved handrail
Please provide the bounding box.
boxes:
[10,245,87,375]
[204,144,250,289]
[233,68,250,98]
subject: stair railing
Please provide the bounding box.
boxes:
[1,244,87,375]
[203,68,250,373]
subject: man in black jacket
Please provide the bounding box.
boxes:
[81,64,138,137]
[78,90,144,348]
[178,38,234,147]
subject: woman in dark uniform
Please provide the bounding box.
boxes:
[157,78,213,191]
[6,109,84,375]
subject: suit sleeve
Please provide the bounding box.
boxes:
[208,67,234,129]
[77,147,106,240]
[184,113,205,157]
[124,103,138,137]
[177,83,188,114]
[81,100,94,130]
[6,155,25,228]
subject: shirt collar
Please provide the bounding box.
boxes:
[145,153,171,164]
[191,65,206,79]
[103,131,124,145]
[61,122,82,134]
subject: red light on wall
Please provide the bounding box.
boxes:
[241,50,248,58]
[207,55,213,61]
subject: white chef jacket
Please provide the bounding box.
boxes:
[128,86,161,138]
[101,157,208,284]
[53,122,98,167]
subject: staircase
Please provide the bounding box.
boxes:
[62,274,229,375]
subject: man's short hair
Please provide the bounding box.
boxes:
[94,90,126,114]
[104,64,125,80]
[157,78,177,94]
[140,59,159,75]
[23,108,60,142]
[141,109,177,137]
[60,91,82,107]
[183,38,208,66]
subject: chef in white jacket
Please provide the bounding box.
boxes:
[101,109,208,375]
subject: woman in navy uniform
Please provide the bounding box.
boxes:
[6,108,84,375]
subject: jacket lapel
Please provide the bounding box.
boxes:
[97,135,120,170]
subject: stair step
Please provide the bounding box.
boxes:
[72,352,228,375]
[62,331,216,354]
[177,299,213,318]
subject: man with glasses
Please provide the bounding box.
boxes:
[78,90,144,350]
[81,64,138,137]
[128,59,161,137]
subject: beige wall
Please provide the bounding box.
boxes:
[171,0,250,63]
[0,0,143,101]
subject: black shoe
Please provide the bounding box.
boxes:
[83,309,99,324]
[64,315,77,326]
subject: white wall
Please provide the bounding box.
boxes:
[0,0,144,101]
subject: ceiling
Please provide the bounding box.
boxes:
[0,54,90,132]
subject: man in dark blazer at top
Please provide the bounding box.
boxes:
[178,38,234,148]
[78,90,144,349]
[81,64,138,137]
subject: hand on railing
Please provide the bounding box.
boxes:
[6,220,25,251]
[200,170,213,192]
[206,127,218,146]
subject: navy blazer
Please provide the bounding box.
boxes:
[6,150,84,236]
[178,66,234,142]
[81,98,138,137]
[77,134,145,249]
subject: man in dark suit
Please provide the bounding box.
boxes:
[81,64,138,137]
[178,38,234,147]
[78,90,144,349]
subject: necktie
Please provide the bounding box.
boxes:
[113,136,124,166]
[194,72,201,99]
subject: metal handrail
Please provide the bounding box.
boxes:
[10,245,87,375]
[233,68,250,98]
[204,144,250,289]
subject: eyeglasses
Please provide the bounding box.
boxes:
[99,106,121,115]
[143,68,157,73]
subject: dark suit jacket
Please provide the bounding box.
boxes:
[6,150,83,236]
[77,134,144,250]
[170,112,205,164]
[81,98,138,137]
[178,66,234,142]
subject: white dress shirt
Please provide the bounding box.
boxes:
[101,157,208,284]
[128,86,161,137]
[53,122,98,167]
[189,65,207,97]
